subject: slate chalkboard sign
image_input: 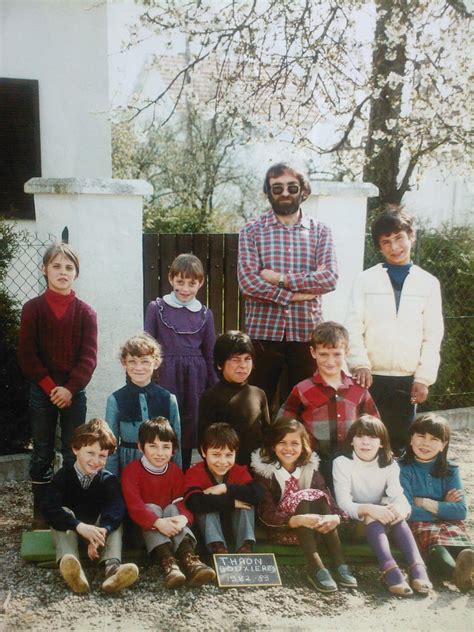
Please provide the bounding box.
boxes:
[213,553,282,588]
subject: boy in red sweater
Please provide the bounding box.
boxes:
[18,243,97,528]
[184,423,263,554]
[121,417,215,588]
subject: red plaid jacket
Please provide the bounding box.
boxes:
[278,371,380,457]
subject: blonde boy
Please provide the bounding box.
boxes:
[278,322,379,487]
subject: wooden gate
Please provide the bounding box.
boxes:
[143,233,245,335]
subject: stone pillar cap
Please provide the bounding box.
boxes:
[308,180,378,197]
[25,177,153,196]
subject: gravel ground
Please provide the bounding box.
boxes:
[0,429,472,632]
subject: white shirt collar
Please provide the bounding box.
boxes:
[274,463,302,488]
[163,292,202,312]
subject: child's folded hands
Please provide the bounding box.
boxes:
[203,484,227,495]
[50,386,73,409]
[234,499,252,510]
[87,542,101,561]
[76,523,107,548]
[154,516,183,537]
[313,514,341,534]
[444,488,463,503]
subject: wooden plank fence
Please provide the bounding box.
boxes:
[143,233,245,335]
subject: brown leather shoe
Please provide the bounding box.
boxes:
[208,541,228,554]
[180,553,216,586]
[160,556,186,589]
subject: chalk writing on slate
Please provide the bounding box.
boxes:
[213,553,282,588]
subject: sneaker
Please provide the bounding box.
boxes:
[307,567,338,593]
[59,554,90,594]
[180,552,216,586]
[160,556,186,589]
[102,563,139,593]
[333,563,358,588]
[208,541,228,554]
[454,549,474,592]
[236,541,254,554]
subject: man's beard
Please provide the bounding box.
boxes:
[269,195,301,216]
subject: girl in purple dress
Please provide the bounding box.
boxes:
[145,254,217,470]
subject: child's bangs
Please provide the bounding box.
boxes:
[121,334,161,360]
[354,417,385,439]
[411,415,449,443]
[169,254,204,281]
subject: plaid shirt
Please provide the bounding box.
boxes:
[278,371,379,457]
[238,209,338,342]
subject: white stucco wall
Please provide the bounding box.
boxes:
[24,178,153,418]
[0,0,111,178]
[304,181,378,323]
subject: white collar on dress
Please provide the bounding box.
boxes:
[274,464,302,488]
[162,292,202,312]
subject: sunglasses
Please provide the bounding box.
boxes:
[270,183,301,195]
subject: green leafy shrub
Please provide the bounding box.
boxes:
[0,219,30,454]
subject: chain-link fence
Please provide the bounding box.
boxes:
[4,231,53,304]
[0,230,55,454]
[365,223,474,410]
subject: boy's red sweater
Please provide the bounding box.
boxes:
[17,291,97,395]
[183,460,263,515]
[121,459,193,530]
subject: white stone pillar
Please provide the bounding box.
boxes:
[303,181,379,323]
[24,177,153,418]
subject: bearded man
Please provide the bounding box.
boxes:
[237,162,338,408]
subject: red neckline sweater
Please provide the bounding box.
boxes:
[17,291,97,395]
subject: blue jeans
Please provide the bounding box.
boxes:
[196,508,255,552]
[369,375,416,454]
[29,383,87,483]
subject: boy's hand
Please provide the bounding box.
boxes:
[154,517,181,537]
[169,515,188,530]
[50,386,72,409]
[204,484,227,495]
[445,488,463,503]
[87,542,101,561]
[76,523,107,548]
[234,500,252,510]
[352,368,373,389]
[411,382,428,405]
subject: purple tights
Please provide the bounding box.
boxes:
[366,520,427,585]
